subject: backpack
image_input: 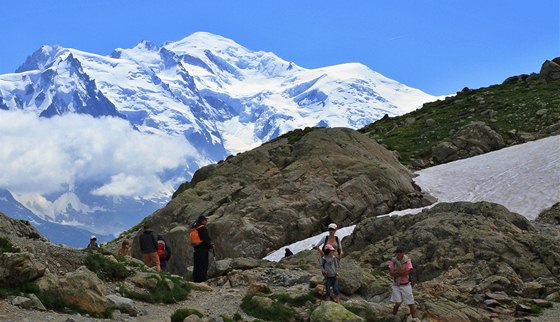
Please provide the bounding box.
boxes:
[157,240,167,259]
[322,236,341,255]
[190,225,204,246]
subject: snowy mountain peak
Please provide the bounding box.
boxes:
[0,31,440,246]
[16,45,68,73]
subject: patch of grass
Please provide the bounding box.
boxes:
[118,219,145,239]
[345,304,387,322]
[121,273,190,304]
[241,295,297,322]
[271,292,317,307]
[84,252,132,281]
[170,307,203,322]
[0,281,40,298]
[526,300,553,316]
[359,78,560,168]
[222,312,243,322]
[0,237,19,253]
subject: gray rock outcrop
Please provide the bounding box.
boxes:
[134,127,433,276]
[344,201,560,318]
[431,121,505,163]
[0,252,46,285]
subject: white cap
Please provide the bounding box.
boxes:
[90,235,97,240]
[328,223,337,230]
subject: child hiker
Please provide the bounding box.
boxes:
[321,244,340,303]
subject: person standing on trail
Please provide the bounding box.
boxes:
[321,244,341,303]
[389,245,417,321]
[157,234,172,272]
[191,215,213,282]
[139,224,160,271]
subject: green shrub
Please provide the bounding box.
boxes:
[121,273,190,304]
[0,281,39,298]
[0,237,19,253]
[170,307,203,322]
[241,295,297,321]
[84,252,132,281]
[526,300,553,316]
[345,304,386,322]
[271,292,317,307]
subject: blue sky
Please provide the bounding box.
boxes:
[0,1,557,95]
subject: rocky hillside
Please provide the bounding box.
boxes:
[130,127,434,276]
[1,202,559,322]
[360,57,560,168]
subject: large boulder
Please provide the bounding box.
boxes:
[536,202,560,225]
[310,301,364,322]
[36,266,109,314]
[432,121,505,163]
[0,252,46,285]
[540,58,560,82]
[134,127,433,276]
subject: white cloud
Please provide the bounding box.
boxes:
[0,110,198,197]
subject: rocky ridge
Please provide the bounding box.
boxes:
[131,127,433,276]
[1,201,559,321]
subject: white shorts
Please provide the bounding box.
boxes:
[390,284,415,305]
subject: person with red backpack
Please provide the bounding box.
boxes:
[190,215,213,282]
[157,235,172,272]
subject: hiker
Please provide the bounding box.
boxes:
[191,215,214,282]
[312,223,344,259]
[284,248,294,257]
[321,244,340,303]
[117,238,131,257]
[86,235,98,249]
[139,224,160,271]
[389,245,417,321]
[157,234,172,272]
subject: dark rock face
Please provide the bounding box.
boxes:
[134,127,433,276]
[536,202,560,225]
[540,58,560,82]
[431,121,505,163]
[345,201,560,313]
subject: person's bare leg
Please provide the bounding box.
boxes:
[392,302,401,315]
[409,304,417,320]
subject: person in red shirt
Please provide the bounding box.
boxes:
[388,245,417,321]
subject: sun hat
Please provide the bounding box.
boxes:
[324,244,335,251]
[328,223,337,230]
[90,235,96,240]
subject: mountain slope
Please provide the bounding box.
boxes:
[0,32,437,246]
[359,57,560,168]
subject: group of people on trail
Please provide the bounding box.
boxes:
[312,223,417,321]
[87,215,415,319]
[134,216,213,281]
[138,224,172,272]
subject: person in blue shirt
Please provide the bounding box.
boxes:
[86,235,99,249]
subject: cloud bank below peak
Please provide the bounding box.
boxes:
[0,110,198,198]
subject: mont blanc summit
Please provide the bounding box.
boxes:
[0,32,437,245]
